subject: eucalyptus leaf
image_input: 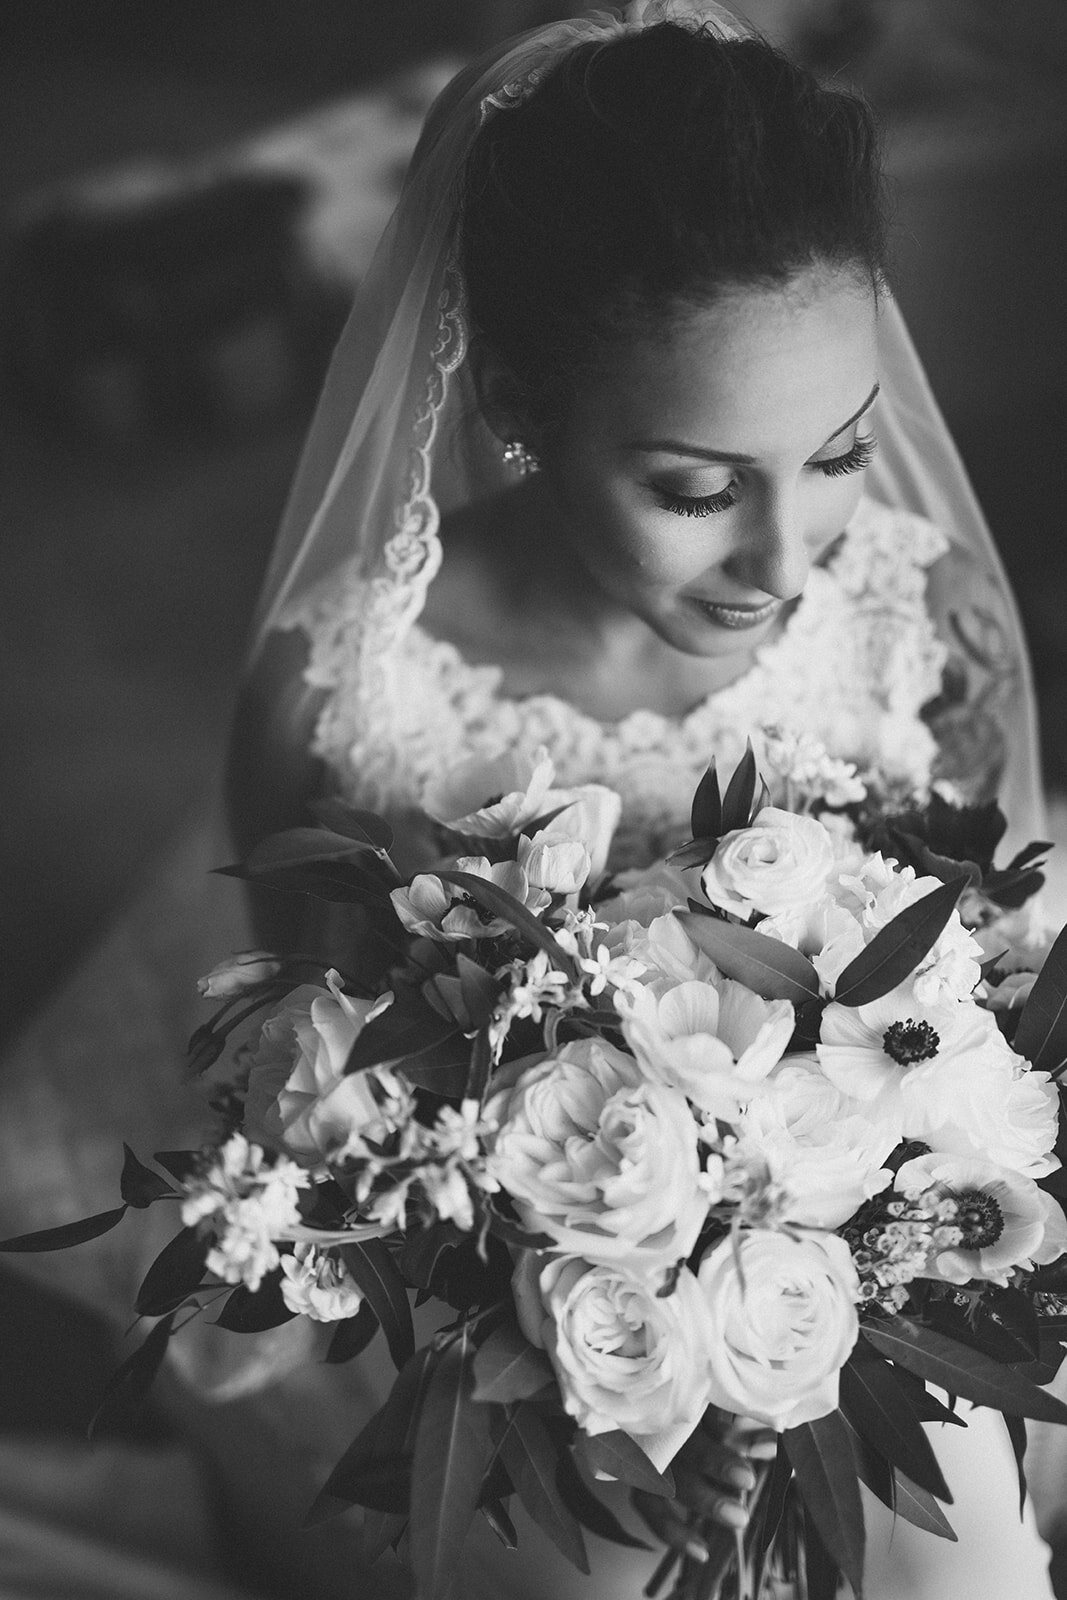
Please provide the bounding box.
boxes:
[340,1239,415,1370]
[554,1450,652,1550]
[310,1346,433,1525]
[840,1347,951,1501]
[1005,1414,1028,1519]
[119,1145,177,1209]
[676,912,821,1003]
[833,877,968,1008]
[0,1205,128,1253]
[863,1318,1067,1422]
[720,742,758,832]
[325,1300,380,1364]
[214,1271,296,1333]
[782,1411,866,1596]
[890,1471,958,1540]
[89,1314,175,1440]
[575,1430,674,1498]
[344,989,460,1077]
[438,869,578,981]
[500,1404,590,1573]
[246,825,387,872]
[411,1330,494,1600]
[471,1319,556,1406]
[1014,920,1067,1074]
[690,759,722,841]
[307,799,394,852]
[134,1227,210,1317]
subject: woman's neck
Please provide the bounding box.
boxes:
[426,480,769,719]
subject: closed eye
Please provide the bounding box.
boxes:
[811,433,877,479]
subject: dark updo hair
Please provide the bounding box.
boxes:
[460,22,886,429]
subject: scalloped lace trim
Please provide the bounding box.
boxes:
[293,495,950,868]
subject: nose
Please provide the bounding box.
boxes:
[722,488,811,601]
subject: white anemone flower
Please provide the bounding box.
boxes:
[622,976,792,1116]
[896,1152,1067,1286]
[422,746,555,838]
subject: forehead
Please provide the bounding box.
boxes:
[575,269,879,454]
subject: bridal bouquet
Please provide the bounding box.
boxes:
[8,738,1067,1600]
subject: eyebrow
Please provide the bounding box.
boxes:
[626,381,881,464]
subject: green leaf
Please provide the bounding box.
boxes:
[500,1404,590,1573]
[457,954,505,1029]
[1014,921,1067,1074]
[863,1318,1067,1422]
[437,870,578,981]
[119,1146,177,1208]
[554,1450,652,1550]
[345,988,461,1077]
[690,759,722,841]
[840,1347,952,1501]
[802,1509,843,1600]
[134,1227,210,1317]
[833,877,968,1007]
[676,912,822,1003]
[575,1430,675,1498]
[782,1411,865,1597]
[411,1329,495,1600]
[325,1300,380,1364]
[245,825,388,872]
[310,1346,433,1525]
[667,835,721,871]
[485,1208,556,1253]
[471,1318,556,1405]
[152,1150,199,1185]
[720,742,758,833]
[480,1499,518,1549]
[89,1314,175,1440]
[890,1471,958,1540]
[0,1205,128,1253]
[213,1270,296,1333]
[1005,1413,1028,1519]
[340,1239,415,1371]
[307,799,394,853]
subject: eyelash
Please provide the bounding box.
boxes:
[656,434,878,518]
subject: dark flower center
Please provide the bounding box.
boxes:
[458,891,497,928]
[953,1187,1005,1250]
[882,1018,941,1066]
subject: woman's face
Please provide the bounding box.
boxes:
[538,266,879,659]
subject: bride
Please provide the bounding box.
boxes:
[0,3,1060,1597]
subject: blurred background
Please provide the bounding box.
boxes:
[0,0,1066,1582]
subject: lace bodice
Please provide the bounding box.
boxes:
[291,495,950,868]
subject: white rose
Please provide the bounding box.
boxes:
[422,745,555,837]
[486,1037,710,1271]
[896,1152,1067,1287]
[514,1253,713,1468]
[697,1229,859,1430]
[621,977,792,1117]
[736,1058,898,1227]
[243,974,405,1167]
[198,950,282,998]
[700,807,836,920]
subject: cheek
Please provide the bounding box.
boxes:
[807,472,866,557]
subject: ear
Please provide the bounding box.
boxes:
[466,337,542,452]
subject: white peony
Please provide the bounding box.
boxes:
[621,977,792,1117]
[242,973,408,1169]
[735,1058,899,1227]
[896,1152,1067,1286]
[486,1037,710,1272]
[513,1252,713,1468]
[697,1229,859,1430]
[901,1047,1061,1182]
[700,807,837,920]
[422,745,555,838]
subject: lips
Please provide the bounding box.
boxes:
[691,597,782,631]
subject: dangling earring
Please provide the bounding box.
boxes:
[502,439,540,476]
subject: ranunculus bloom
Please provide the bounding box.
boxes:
[540,784,623,880]
[896,1152,1067,1286]
[422,745,556,838]
[735,1058,898,1227]
[197,950,282,998]
[390,856,550,941]
[697,1229,859,1430]
[621,977,792,1117]
[486,1037,710,1271]
[517,830,592,895]
[513,1252,713,1470]
[700,807,836,920]
[242,973,406,1168]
